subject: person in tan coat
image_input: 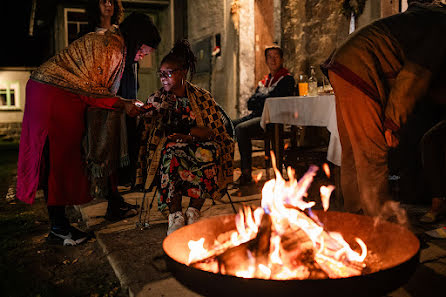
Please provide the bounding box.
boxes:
[323,0,446,216]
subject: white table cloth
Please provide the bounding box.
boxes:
[260,95,341,166]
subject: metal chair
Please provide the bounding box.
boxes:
[137,104,238,228]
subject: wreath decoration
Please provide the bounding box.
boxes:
[340,0,367,18]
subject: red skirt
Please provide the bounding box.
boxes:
[17,80,117,206]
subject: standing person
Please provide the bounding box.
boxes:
[420,120,446,224]
[116,7,150,190]
[82,7,161,220]
[86,0,124,33]
[233,45,294,186]
[136,40,234,235]
[322,0,446,216]
[85,1,149,190]
[16,12,160,246]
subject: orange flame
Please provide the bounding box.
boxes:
[323,163,330,178]
[320,185,335,211]
[254,172,263,183]
[187,152,367,280]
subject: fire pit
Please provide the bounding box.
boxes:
[163,211,419,297]
[163,164,419,297]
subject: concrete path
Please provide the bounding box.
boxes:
[78,153,446,297]
[79,168,269,297]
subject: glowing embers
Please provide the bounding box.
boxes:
[187,158,367,280]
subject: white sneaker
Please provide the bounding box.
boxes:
[185,207,201,225]
[167,211,185,235]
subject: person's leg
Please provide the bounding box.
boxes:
[189,198,205,210]
[329,71,390,216]
[232,114,255,128]
[158,146,186,235]
[41,139,89,245]
[105,173,138,221]
[334,98,361,213]
[40,139,69,229]
[167,191,183,213]
[185,197,205,226]
[235,116,264,184]
[420,120,446,222]
[166,190,185,235]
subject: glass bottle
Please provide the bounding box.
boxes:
[323,75,334,94]
[308,66,318,96]
[298,74,308,97]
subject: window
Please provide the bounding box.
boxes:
[64,8,88,46]
[0,82,19,109]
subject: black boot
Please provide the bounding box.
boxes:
[105,192,139,221]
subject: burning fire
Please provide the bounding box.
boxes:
[187,156,367,280]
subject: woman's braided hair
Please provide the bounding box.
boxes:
[161,39,197,81]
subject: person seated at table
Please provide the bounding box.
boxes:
[233,45,294,186]
[135,40,234,235]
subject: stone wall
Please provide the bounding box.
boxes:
[187,0,239,118]
[281,0,381,83]
[281,0,350,82]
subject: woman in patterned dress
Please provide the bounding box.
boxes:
[136,40,234,235]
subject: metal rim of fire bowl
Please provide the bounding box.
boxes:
[163,211,420,297]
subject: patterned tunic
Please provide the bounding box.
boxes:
[158,97,219,208]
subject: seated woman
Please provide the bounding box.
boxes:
[136,40,234,235]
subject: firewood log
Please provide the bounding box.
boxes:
[190,214,273,276]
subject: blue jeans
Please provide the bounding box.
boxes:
[234,114,264,173]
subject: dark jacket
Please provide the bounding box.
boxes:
[247,73,295,117]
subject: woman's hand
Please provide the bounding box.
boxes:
[167,133,194,143]
[123,100,142,117]
[114,99,142,117]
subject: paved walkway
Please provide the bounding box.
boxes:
[79,167,268,297]
[78,142,446,297]
[79,168,446,297]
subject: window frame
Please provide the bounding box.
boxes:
[64,7,88,47]
[0,81,20,110]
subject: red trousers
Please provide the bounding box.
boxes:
[17,80,117,206]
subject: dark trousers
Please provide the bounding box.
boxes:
[421,120,446,198]
[234,114,264,173]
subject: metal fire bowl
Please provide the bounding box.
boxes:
[163,211,419,297]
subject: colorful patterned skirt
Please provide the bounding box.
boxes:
[158,141,219,209]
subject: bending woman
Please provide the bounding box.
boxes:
[16,12,160,246]
[136,40,234,235]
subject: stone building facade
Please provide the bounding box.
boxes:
[0,0,176,141]
[0,68,33,142]
[1,0,409,141]
[186,0,394,119]
[281,0,382,84]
